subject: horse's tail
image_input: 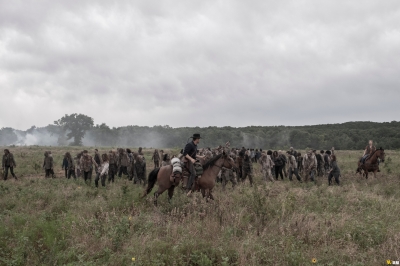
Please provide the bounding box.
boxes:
[142,168,160,198]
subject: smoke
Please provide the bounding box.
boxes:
[82,129,173,148]
[13,129,58,146]
[240,129,291,149]
[241,132,264,148]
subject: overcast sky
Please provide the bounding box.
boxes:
[1,0,400,130]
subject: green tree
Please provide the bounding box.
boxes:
[54,114,94,146]
[0,128,18,146]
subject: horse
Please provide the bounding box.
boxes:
[356,148,385,179]
[143,152,236,205]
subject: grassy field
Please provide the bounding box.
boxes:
[0,146,400,266]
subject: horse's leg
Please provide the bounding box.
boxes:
[201,188,206,198]
[154,186,168,206]
[153,191,159,206]
[205,189,210,202]
[168,185,175,203]
[208,189,215,201]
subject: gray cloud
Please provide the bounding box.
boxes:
[1,0,400,130]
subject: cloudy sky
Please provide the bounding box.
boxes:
[1,0,400,130]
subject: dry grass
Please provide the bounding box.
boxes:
[0,147,400,265]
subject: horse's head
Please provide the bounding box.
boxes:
[221,151,238,170]
[377,147,385,162]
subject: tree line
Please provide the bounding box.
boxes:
[1,113,399,150]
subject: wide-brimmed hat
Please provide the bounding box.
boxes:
[190,133,201,139]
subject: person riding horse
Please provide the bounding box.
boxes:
[183,133,205,195]
[360,140,376,165]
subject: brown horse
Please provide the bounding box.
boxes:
[183,152,237,201]
[143,152,236,205]
[356,148,385,179]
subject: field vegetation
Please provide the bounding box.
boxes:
[0,146,399,265]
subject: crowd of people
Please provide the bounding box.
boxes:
[1,148,152,188]
[193,145,341,188]
[3,140,380,190]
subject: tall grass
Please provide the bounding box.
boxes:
[0,147,399,265]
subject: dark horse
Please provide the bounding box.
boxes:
[143,152,236,205]
[356,148,385,179]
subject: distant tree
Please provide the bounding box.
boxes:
[54,114,94,146]
[46,124,68,146]
[90,123,115,146]
[0,127,18,146]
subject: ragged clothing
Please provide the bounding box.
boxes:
[80,154,98,172]
[303,153,317,170]
[2,153,16,168]
[43,154,54,170]
[287,154,297,169]
[97,161,109,176]
[259,154,274,170]
[118,151,130,167]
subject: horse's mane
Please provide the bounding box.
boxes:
[366,147,384,162]
[203,154,223,170]
[370,147,384,157]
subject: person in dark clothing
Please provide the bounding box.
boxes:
[2,149,17,180]
[183,133,205,194]
[324,150,331,176]
[242,151,254,186]
[65,152,76,179]
[62,154,68,178]
[94,149,101,166]
[43,151,54,178]
[297,152,303,172]
[328,155,340,185]
[286,151,301,182]
[315,150,324,177]
[256,149,262,163]
[279,151,288,178]
[108,150,117,183]
[272,151,284,180]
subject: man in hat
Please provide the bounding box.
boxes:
[183,133,205,194]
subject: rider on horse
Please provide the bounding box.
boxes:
[360,140,376,165]
[183,133,205,195]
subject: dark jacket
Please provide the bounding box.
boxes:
[94,153,101,165]
[67,157,75,170]
[2,153,16,168]
[43,155,54,170]
[273,155,284,167]
[183,141,198,160]
[62,158,68,169]
[331,161,341,177]
[242,154,253,172]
